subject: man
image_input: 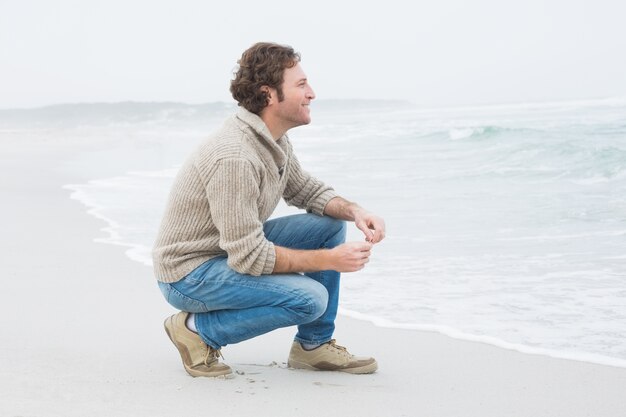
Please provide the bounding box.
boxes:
[153,42,386,378]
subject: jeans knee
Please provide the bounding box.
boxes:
[296,283,328,323]
[311,287,329,319]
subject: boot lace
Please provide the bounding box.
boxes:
[328,339,348,353]
[205,346,224,366]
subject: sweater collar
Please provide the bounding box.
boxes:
[235,107,283,143]
[235,106,288,167]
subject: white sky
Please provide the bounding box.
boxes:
[1,0,625,109]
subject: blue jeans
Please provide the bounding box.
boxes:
[158,213,347,349]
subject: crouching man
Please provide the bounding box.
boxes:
[153,42,386,377]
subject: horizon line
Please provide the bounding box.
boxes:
[1,95,625,113]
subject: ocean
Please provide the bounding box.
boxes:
[3,98,625,368]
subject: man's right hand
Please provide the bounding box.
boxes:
[326,241,372,272]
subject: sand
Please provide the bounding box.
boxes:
[2,133,626,417]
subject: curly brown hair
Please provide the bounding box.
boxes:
[230,42,301,114]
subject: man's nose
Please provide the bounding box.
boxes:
[306,86,316,100]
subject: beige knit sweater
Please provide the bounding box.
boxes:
[152,107,338,283]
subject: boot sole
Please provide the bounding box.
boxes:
[288,359,378,374]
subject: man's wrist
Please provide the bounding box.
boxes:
[349,203,367,221]
[316,247,333,271]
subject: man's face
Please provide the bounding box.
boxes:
[271,63,316,129]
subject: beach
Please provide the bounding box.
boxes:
[1,113,626,416]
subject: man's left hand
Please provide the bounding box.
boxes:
[354,210,386,244]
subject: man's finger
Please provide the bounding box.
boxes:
[357,242,373,251]
[356,221,374,239]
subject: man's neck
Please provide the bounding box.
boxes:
[259,112,288,140]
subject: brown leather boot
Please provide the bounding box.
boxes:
[288,339,377,374]
[164,312,233,378]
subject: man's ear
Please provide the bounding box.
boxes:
[261,85,276,106]
[261,86,274,105]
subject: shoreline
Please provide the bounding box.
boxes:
[64,177,626,371]
[340,307,626,370]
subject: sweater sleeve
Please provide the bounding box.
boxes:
[283,150,338,216]
[204,158,276,276]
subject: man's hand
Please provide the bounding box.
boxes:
[323,197,386,244]
[273,241,372,274]
[354,209,386,244]
[327,241,373,272]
